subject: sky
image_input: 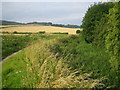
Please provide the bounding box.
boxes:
[1,0,108,25]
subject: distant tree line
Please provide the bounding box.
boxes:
[27,22,52,26]
[1,20,80,28]
[51,24,80,28]
[27,22,80,28]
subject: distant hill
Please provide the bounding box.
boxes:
[27,22,52,26]
[27,22,80,28]
[0,20,80,28]
[0,20,25,25]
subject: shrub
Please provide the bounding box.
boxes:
[50,35,118,87]
[76,30,81,34]
[105,2,120,71]
[13,31,18,34]
[38,31,45,34]
[82,2,114,43]
[52,32,68,34]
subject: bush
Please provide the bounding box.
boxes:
[38,31,45,34]
[50,35,118,88]
[93,15,109,46]
[76,30,81,34]
[105,2,120,71]
[82,2,114,43]
[81,2,119,88]
[13,31,18,34]
[52,32,68,34]
[2,31,9,34]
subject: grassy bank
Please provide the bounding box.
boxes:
[51,35,118,88]
[2,50,27,88]
[2,34,54,59]
[2,35,67,88]
[2,34,107,88]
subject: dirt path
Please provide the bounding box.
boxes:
[0,49,22,63]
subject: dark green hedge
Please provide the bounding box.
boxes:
[82,2,120,87]
[82,2,114,43]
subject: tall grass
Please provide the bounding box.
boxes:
[51,35,118,88]
[2,35,68,88]
[2,34,106,88]
[2,34,55,59]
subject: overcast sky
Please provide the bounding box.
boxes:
[1,0,108,25]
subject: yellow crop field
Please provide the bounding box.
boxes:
[1,25,82,34]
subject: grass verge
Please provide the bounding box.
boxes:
[2,34,107,88]
[50,35,118,88]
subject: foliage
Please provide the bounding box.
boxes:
[82,2,114,43]
[93,14,109,46]
[37,31,45,34]
[13,31,18,34]
[27,22,52,26]
[2,35,107,88]
[76,30,81,34]
[82,2,120,88]
[52,24,80,28]
[52,32,68,34]
[105,2,120,72]
[51,35,118,88]
[2,35,60,88]
[2,34,46,59]
[2,34,119,88]
[2,51,27,88]
[1,2,119,88]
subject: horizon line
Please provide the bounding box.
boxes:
[0,20,81,26]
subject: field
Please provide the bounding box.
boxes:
[1,25,81,34]
[1,34,118,88]
[1,1,119,89]
[1,35,107,88]
[2,34,47,59]
[1,25,80,59]
[1,25,118,88]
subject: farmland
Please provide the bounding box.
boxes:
[2,34,47,59]
[1,1,119,89]
[1,25,81,34]
[1,23,119,88]
[2,34,118,88]
[1,25,81,60]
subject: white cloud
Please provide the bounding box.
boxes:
[41,13,83,22]
[11,13,84,25]
[0,2,2,20]
[1,0,108,2]
[1,2,93,25]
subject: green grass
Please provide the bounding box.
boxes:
[2,34,59,59]
[2,34,118,88]
[50,35,118,88]
[2,34,68,88]
[2,50,27,88]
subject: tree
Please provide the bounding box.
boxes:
[82,2,114,43]
[93,14,109,46]
[105,2,120,71]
